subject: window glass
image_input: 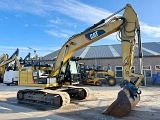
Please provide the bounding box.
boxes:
[116,67,122,70]
[116,71,123,77]
[143,70,152,77]
[115,66,123,77]
[143,65,152,77]
[155,65,160,72]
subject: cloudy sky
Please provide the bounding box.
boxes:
[0,0,160,58]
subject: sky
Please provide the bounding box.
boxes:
[0,0,160,58]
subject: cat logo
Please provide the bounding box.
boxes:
[90,31,98,40]
[85,30,105,40]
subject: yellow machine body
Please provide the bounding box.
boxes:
[84,69,116,86]
[0,54,9,82]
[0,49,20,82]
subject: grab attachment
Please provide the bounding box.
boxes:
[102,80,141,117]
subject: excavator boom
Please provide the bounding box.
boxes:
[53,18,124,76]
[0,56,20,70]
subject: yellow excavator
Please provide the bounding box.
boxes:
[17,4,144,116]
[0,48,19,83]
[0,54,8,64]
[2,49,21,86]
[0,54,9,82]
[19,52,31,66]
[0,56,20,69]
[4,52,39,86]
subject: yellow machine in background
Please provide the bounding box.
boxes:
[0,54,8,64]
[2,55,21,85]
[0,48,19,83]
[19,57,80,86]
[19,64,53,85]
[17,4,143,117]
[0,54,9,82]
[19,52,31,66]
[4,52,42,86]
[2,48,21,86]
[78,63,116,86]
[19,51,53,85]
[87,69,116,86]
[0,56,21,70]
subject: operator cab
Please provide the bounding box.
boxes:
[59,57,81,85]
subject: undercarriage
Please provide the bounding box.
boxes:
[17,86,95,108]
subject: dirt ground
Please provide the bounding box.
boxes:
[0,83,160,120]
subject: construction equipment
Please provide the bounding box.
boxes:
[19,52,31,65]
[0,54,8,64]
[19,56,81,86]
[17,4,143,116]
[0,48,19,83]
[4,52,39,86]
[2,48,20,85]
[0,56,20,69]
[78,63,116,86]
[3,56,21,86]
[5,48,19,71]
[0,54,9,82]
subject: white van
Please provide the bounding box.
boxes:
[3,70,19,86]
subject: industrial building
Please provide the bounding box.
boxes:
[41,42,160,85]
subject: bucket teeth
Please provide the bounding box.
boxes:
[102,88,140,117]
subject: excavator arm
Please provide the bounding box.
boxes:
[53,4,144,116]
[0,54,9,64]
[102,5,144,116]
[0,49,20,83]
[0,56,21,70]
[5,48,19,70]
[0,54,9,82]
[23,52,31,64]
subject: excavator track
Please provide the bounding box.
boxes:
[59,86,96,101]
[17,89,70,108]
[17,86,96,108]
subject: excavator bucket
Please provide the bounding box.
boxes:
[102,87,140,117]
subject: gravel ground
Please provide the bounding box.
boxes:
[0,83,160,120]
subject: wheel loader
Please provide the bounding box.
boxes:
[17,4,144,117]
[78,63,116,86]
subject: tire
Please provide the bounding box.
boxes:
[77,90,86,100]
[107,77,116,86]
[95,81,102,86]
[7,83,10,86]
[17,91,24,100]
[82,80,87,85]
[15,81,18,85]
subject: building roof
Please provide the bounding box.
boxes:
[42,42,160,60]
